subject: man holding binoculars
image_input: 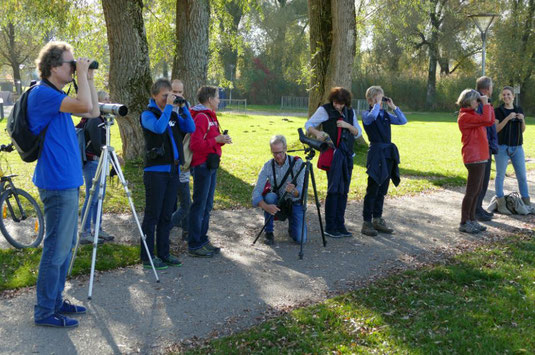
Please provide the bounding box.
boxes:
[29,41,100,328]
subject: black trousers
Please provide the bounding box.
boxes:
[363,159,394,222]
[476,150,492,212]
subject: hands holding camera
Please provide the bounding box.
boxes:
[215,130,232,144]
[506,112,524,122]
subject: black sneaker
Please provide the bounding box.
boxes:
[475,212,491,222]
[188,245,214,258]
[206,242,221,254]
[161,254,182,267]
[264,232,275,245]
[325,230,342,238]
[97,230,115,241]
[143,257,168,270]
[338,227,353,237]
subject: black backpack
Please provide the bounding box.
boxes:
[6,84,49,162]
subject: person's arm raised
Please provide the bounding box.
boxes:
[60,58,92,114]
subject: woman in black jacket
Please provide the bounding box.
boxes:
[494,86,530,212]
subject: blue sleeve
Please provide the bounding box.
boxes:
[361,103,381,125]
[352,109,363,138]
[27,86,67,134]
[305,107,328,130]
[178,106,196,133]
[141,105,173,134]
[388,107,408,125]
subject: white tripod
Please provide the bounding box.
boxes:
[68,114,160,299]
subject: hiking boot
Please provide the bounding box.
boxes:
[97,230,115,242]
[475,212,492,222]
[372,218,394,234]
[161,254,182,267]
[206,242,221,254]
[35,314,78,328]
[458,222,480,234]
[361,221,378,237]
[143,257,168,270]
[338,226,353,238]
[325,230,342,238]
[58,300,86,315]
[188,245,214,258]
[522,197,534,214]
[496,197,512,215]
[470,220,487,232]
[79,234,104,245]
[264,232,275,245]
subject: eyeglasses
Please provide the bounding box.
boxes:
[272,151,285,156]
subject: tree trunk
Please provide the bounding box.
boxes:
[101,0,152,160]
[425,32,439,110]
[307,0,355,117]
[172,0,210,104]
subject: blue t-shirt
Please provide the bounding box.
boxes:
[27,85,83,190]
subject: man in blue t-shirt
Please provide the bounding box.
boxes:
[29,41,100,328]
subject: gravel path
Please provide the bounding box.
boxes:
[1,173,534,354]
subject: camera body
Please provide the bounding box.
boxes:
[147,145,165,160]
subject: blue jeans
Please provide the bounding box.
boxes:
[81,160,106,234]
[263,192,307,243]
[34,188,79,321]
[495,144,529,198]
[188,163,217,250]
[141,171,179,261]
[171,180,191,232]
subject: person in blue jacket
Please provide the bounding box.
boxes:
[140,78,195,270]
[361,86,407,236]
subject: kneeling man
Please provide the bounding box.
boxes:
[252,135,307,245]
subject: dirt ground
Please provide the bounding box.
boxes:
[1,172,534,354]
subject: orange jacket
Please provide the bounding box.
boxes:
[457,104,495,164]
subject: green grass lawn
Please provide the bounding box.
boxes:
[0,111,534,213]
[183,234,535,354]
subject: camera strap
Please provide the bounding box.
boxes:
[271,155,296,194]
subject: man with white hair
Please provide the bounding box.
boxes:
[252,135,307,245]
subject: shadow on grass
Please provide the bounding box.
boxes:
[214,167,255,209]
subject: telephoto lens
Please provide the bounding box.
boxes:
[99,103,128,116]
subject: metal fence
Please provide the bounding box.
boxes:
[218,99,247,113]
[280,96,368,115]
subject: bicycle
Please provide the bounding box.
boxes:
[0,143,44,248]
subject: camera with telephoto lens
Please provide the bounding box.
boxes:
[70,60,99,70]
[173,96,186,105]
[147,145,165,160]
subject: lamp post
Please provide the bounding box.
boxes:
[229,64,235,102]
[468,13,498,76]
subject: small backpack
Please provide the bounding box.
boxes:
[181,133,193,171]
[6,84,49,162]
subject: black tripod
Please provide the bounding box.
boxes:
[253,147,326,259]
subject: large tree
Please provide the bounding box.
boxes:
[102,0,152,159]
[307,0,356,116]
[171,0,210,103]
[489,0,535,106]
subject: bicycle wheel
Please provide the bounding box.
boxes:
[0,188,44,248]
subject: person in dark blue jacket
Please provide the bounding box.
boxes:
[474,76,498,221]
[140,79,195,270]
[361,86,407,236]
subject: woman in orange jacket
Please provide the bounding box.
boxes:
[457,89,495,234]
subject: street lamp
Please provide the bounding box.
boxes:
[468,13,498,76]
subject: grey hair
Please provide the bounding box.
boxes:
[476,76,493,91]
[456,89,480,108]
[151,78,172,96]
[270,135,287,149]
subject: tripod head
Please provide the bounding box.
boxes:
[287,146,316,161]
